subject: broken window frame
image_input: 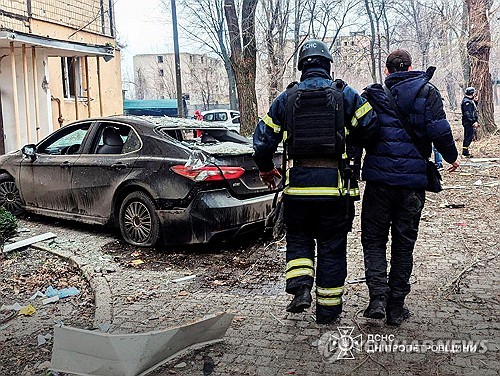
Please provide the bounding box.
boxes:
[61,57,83,100]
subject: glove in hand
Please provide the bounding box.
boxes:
[259,168,282,190]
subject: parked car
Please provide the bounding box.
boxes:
[201,109,241,133]
[0,116,282,247]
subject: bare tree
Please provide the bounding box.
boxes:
[224,0,259,135]
[259,0,292,105]
[165,0,238,110]
[303,0,361,46]
[465,0,496,136]
[292,0,307,80]
[363,0,392,83]
[135,67,146,100]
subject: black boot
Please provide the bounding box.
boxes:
[386,302,410,326]
[363,295,387,319]
[286,285,312,313]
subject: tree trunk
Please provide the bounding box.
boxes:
[364,0,377,83]
[461,1,471,86]
[292,0,302,81]
[465,0,496,137]
[224,0,258,136]
[222,59,238,109]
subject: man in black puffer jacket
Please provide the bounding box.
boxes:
[360,50,460,325]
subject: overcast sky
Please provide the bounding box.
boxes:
[115,0,175,81]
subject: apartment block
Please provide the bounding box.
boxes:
[133,52,228,112]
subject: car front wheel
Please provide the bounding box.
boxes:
[119,191,161,247]
[0,174,24,215]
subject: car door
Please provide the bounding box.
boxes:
[70,121,141,220]
[18,121,93,212]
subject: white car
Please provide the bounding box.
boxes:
[201,109,241,133]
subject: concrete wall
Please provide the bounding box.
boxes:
[47,52,123,128]
[0,46,52,151]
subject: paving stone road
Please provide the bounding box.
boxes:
[6,158,500,376]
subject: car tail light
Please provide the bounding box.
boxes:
[171,165,245,181]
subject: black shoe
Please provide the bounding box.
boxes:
[462,153,473,158]
[316,314,339,325]
[286,285,312,313]
[363,296,387,319]
[386,304,410,326]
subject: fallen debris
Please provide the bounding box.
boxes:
[18,304,36,316]
[50,313,234,376]
[37,333,52,346]
[45,286,80,299]
[443,204,465,209]
[131,259,145,266]
[347,277,366,285]
[171,275,196,283]
[2,232,56,253]
[42,296,59,305]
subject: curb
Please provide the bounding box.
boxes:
[31,244,113,327]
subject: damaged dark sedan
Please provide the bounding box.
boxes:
[0,116,281,247]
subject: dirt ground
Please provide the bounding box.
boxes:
[0,249,95,376]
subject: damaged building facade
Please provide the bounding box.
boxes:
[0,0,122,154]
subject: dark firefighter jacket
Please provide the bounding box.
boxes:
[253,67,378,200]
[461,96,478,126]
[361,68,458,189]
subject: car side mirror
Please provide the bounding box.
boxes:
[22,144,37,161]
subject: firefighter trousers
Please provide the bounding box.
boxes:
[361,182,425,303]
[284,197,354,319]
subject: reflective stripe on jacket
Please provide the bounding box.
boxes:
[253,67,378,200]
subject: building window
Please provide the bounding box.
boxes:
[190,55,193,63]
[61,57,82,99]
[351,41,355,46]
[201,56,204,63]
[159,69,164,77]
[344,41,348,46]
[157,55,164,63]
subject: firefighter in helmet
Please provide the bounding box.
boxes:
[253,39,379,324]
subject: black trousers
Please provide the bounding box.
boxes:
[462,123,475,154]
[361,182,425,303]
[284,197,354,319]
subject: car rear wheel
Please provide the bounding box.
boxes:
[0,174,24,216]
[119,191,160,247]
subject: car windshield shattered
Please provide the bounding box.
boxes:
[147,116,255,156]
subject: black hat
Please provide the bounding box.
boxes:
[465,87,476,96]
[297,39,333,71]
[386,49,412,71]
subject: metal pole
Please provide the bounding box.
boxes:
[10,42,21,148]
[22,44,32,143]
[96,56,103,116]
[32,47,41,141]
[0,91,5,154]
[84,56,91,117]
[73,57,79,120]
[171,0,183,118]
